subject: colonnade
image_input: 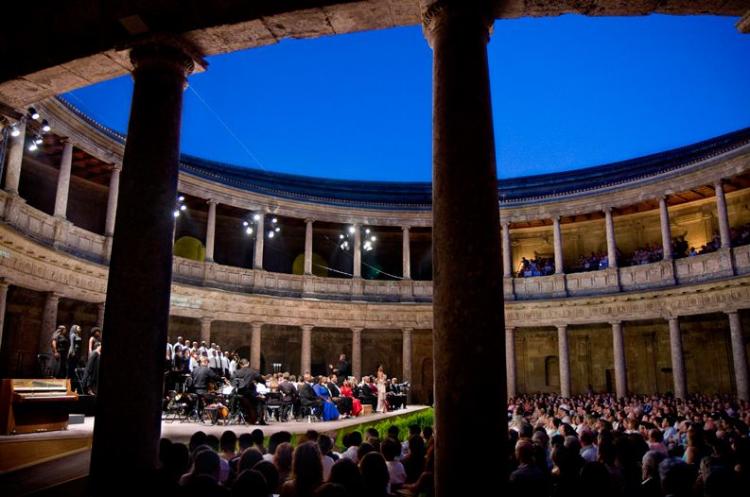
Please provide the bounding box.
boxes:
[505,314,750,402]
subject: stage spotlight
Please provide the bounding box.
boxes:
[268,230,275,239]
[28,142,38,152]
[246,227,253,235]
[10,125,20,137]
[253,213,261,221]
[173,210,180,218]
[348,226,355,234]
[41,120,51,132]
[28,107,40,120]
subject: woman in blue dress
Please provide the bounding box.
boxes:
[313,376,340,421]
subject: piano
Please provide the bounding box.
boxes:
[0,379,78,435]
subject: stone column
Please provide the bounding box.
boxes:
[96,303,105,329]
[604,208,618,269]
[715,180,732,248]
[352,223,361,278]
[611,321,627,398]
[402,327,413,384]
[351,327,362,379]
[39,292,59,354]
[557,324,571,398]
[659,197,673,260]
[553,216,564,274]
[103,164,122,259]
[402,226,411,279]
[502,222,512,277]
[304,219,314,275]
[300,324,313,374]
[253,212,265,270]
[200,317,212,343]
[53,140,73,219]
[506,326,516,398]
[668,317,687,399]
[4,118,25,194]
[250,321,262,371]
[90,39,201,493]
[205,199,217,262]
[0,280,9,351]
[727,311,749,401]
[423,3,506,496]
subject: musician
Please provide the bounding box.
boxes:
[278,374,299,420]
[83,341,101,395]
[328,374,353,418]
[329,353,351,378]
[357,375,377,411]
[387,377,407,410]
[51,325,69,379]
[191,357,223,395]
[231,359,266,425]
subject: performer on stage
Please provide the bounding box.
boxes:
[376,368,388,413]
[67,324,83,381]
[83,341,101,395]
[340,379,363,416]
[313,376,340,421]
[88,327,102,358]
[329,353,351,378]
[51,325,69,379]
[299,373,323,417]
[231,359,267,425]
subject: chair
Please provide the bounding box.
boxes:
[299,404,320,423]
[163,390,190,423]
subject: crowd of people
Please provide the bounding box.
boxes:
[165,336,409,426]
[507,392,750,497]
[518,256,556,277]
[154,423,435,497]
[49,323,101,394]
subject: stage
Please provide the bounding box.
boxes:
[0,405,430,496]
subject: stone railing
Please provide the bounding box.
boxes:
[3,188,749,303]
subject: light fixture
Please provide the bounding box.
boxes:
[180,204,187,211]
[348,226,356,234]
[274,226,280,233]
[268,230,275,239]
[34,135,43,145]
[28,142,38,152]
[365,228,370,234]
[178,195,185,202]
[245,227,253,235]
[339,234,344,239]
[371,236,377,242]
[10,125,20,137]
[28,107,40,120]
[253,213,261,221]
[41,120,51,132]
[243,221,249,227]
[271,217,278,224]
[173,210,180,218]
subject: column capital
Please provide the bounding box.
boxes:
[301,324,314,332]
[97,302,106,309]
[421,0,494,46]
[609,320,623,327]
[725,309,740,316]
[304,218,315,224]
[0,278,9,289]
[351,326,364,334]
[46,291,61,301]
[200,316,213,325]
[604,206,613,214]
[552,215,561,224]
[714,178,725,188]
[501,221,510,228]
[401,225,411,231]
[111,163,123,173]
[59,137,73,146]
[402,327,414,334]
[556,324,567,331]
[250,321,264,329]
[505,326,516,332]
[206,198,218,206]
[128,36,206,77]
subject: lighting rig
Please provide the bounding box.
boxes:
[338,225,377,252]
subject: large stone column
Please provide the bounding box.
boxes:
[611,321,627,398]
[501,222,512,277]
[659,197,673,260]
[402,226,411,279]
[90,38,201,492]
[352,223,361,278]
[0,280,9,351]
[253,212,265,270]
[402,327,413,383]
[103,164,122,259]
[300,324,313,374]
[715,179,732,248]
[553,216,564,274]
[423,3,506,496]
[304,219,314,275]
[205,199,217,262]
[200,317,212,343]
[557,324,571,398]
[250,321,262,371]
[4,118,25,194]
[727,311,749,401]
[39,292,59,355]
[96,303,105,329]
[506,326,516,398]
[351,327,362,379]
[668,317,687,399]
[53,140,73,219]
[604,208,618,269]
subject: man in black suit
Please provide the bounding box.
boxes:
[191,357,222,395]
[330,353,351,378]
[299,373,323,412]
[231,359,266,425]
[82,341,101,395]
[328,374,352,417]
[278,374,298,420]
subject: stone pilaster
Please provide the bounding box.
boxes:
[304,219,314,275]
[715,179,732,249]
[402,226,411,279]
[96,302,105,329]
[557,324,570,398]
[300,324,313,374]
[506,326,516,398]
[668,317,687,399]
[659,197,673,260]
[553,216,563,274]
[253,212,265,270]
[250,321,262,371]
[53,140,73,219]
[727,311,749,401]
[351,327,362,379]
[611,321,627,398]
[205,199,217,262]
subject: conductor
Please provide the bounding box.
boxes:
[329,353,351,378]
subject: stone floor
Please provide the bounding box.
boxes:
[0,405,430,496]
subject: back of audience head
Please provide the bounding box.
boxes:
[329,457,364,495]
[292,441,324,492]
[357,442,376,461]
[380,437,401,462]
[189,431,208,452]
[239,447,264,472]
[253,460,280,494]
[232,469,270,497]
[359,452,389,497]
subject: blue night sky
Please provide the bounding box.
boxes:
[64,15,750,182]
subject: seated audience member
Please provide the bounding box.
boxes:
[280,442,324,497]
